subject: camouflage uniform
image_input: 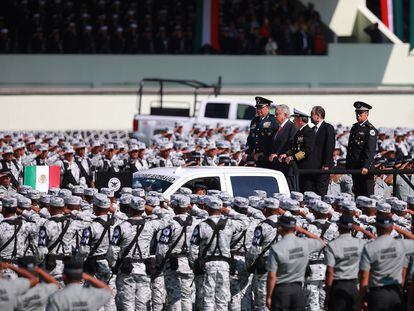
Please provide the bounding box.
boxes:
[246,198,280,311]
[156,208,196,311]
[37,213,76,281]
[108,197,169,310]
[305,202,338,311]
[79,211,115,311]
[229,202,264,311]
[0,200,37,279]
[188,197,248,311]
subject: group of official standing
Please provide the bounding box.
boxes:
[246,97,378,197]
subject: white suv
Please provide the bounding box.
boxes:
[132,166,289,198]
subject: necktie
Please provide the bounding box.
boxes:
[313,126,318,133]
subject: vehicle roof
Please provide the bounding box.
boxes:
[135,166,286,179]
[202,97,255,105]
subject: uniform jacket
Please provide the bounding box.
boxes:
[246,113,278,157]
[286,124,316,169]
[346,120,378,169]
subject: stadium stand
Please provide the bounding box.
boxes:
[0,0,328,55]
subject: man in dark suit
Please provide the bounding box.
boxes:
[279,108,316,192]
[309,106,336,196]
[269,104,297,188]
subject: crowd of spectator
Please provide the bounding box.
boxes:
[0,0,327,55]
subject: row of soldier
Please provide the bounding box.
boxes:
[1,181,414,310]
[0,100,413,198]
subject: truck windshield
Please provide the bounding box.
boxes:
[132,176,173,193]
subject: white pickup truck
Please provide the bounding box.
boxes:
[132,166,290,199]
[131,78,259,144]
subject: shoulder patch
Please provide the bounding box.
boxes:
[252,226,263,246]
[190,225,200,245]
[370,129,376,136]
[80,227,92,245]
[38,226,48,247]
[159,226,172,245]
[110,226,122,245]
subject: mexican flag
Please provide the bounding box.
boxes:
[380,0,394,32]
[195,0,220,51]
[24,166,60,192]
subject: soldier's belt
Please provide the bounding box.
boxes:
[333,279,357,284]
[128,257,146,263]
[204,255,231,263]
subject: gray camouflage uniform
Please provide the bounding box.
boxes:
[188,201,248,311]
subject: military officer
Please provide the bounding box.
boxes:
[279,108,316,192]
[346,101,378,197]
[0,261,40,310]
[359,214,414,311]
[245,96,278,168]
[46,257,112,311]
[15,256,60,311]
[266,215,325,311]
[325,215,366,311]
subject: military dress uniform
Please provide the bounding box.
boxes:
[346,101,378,197]
[284,109,316,192]
[246,97,278,168]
